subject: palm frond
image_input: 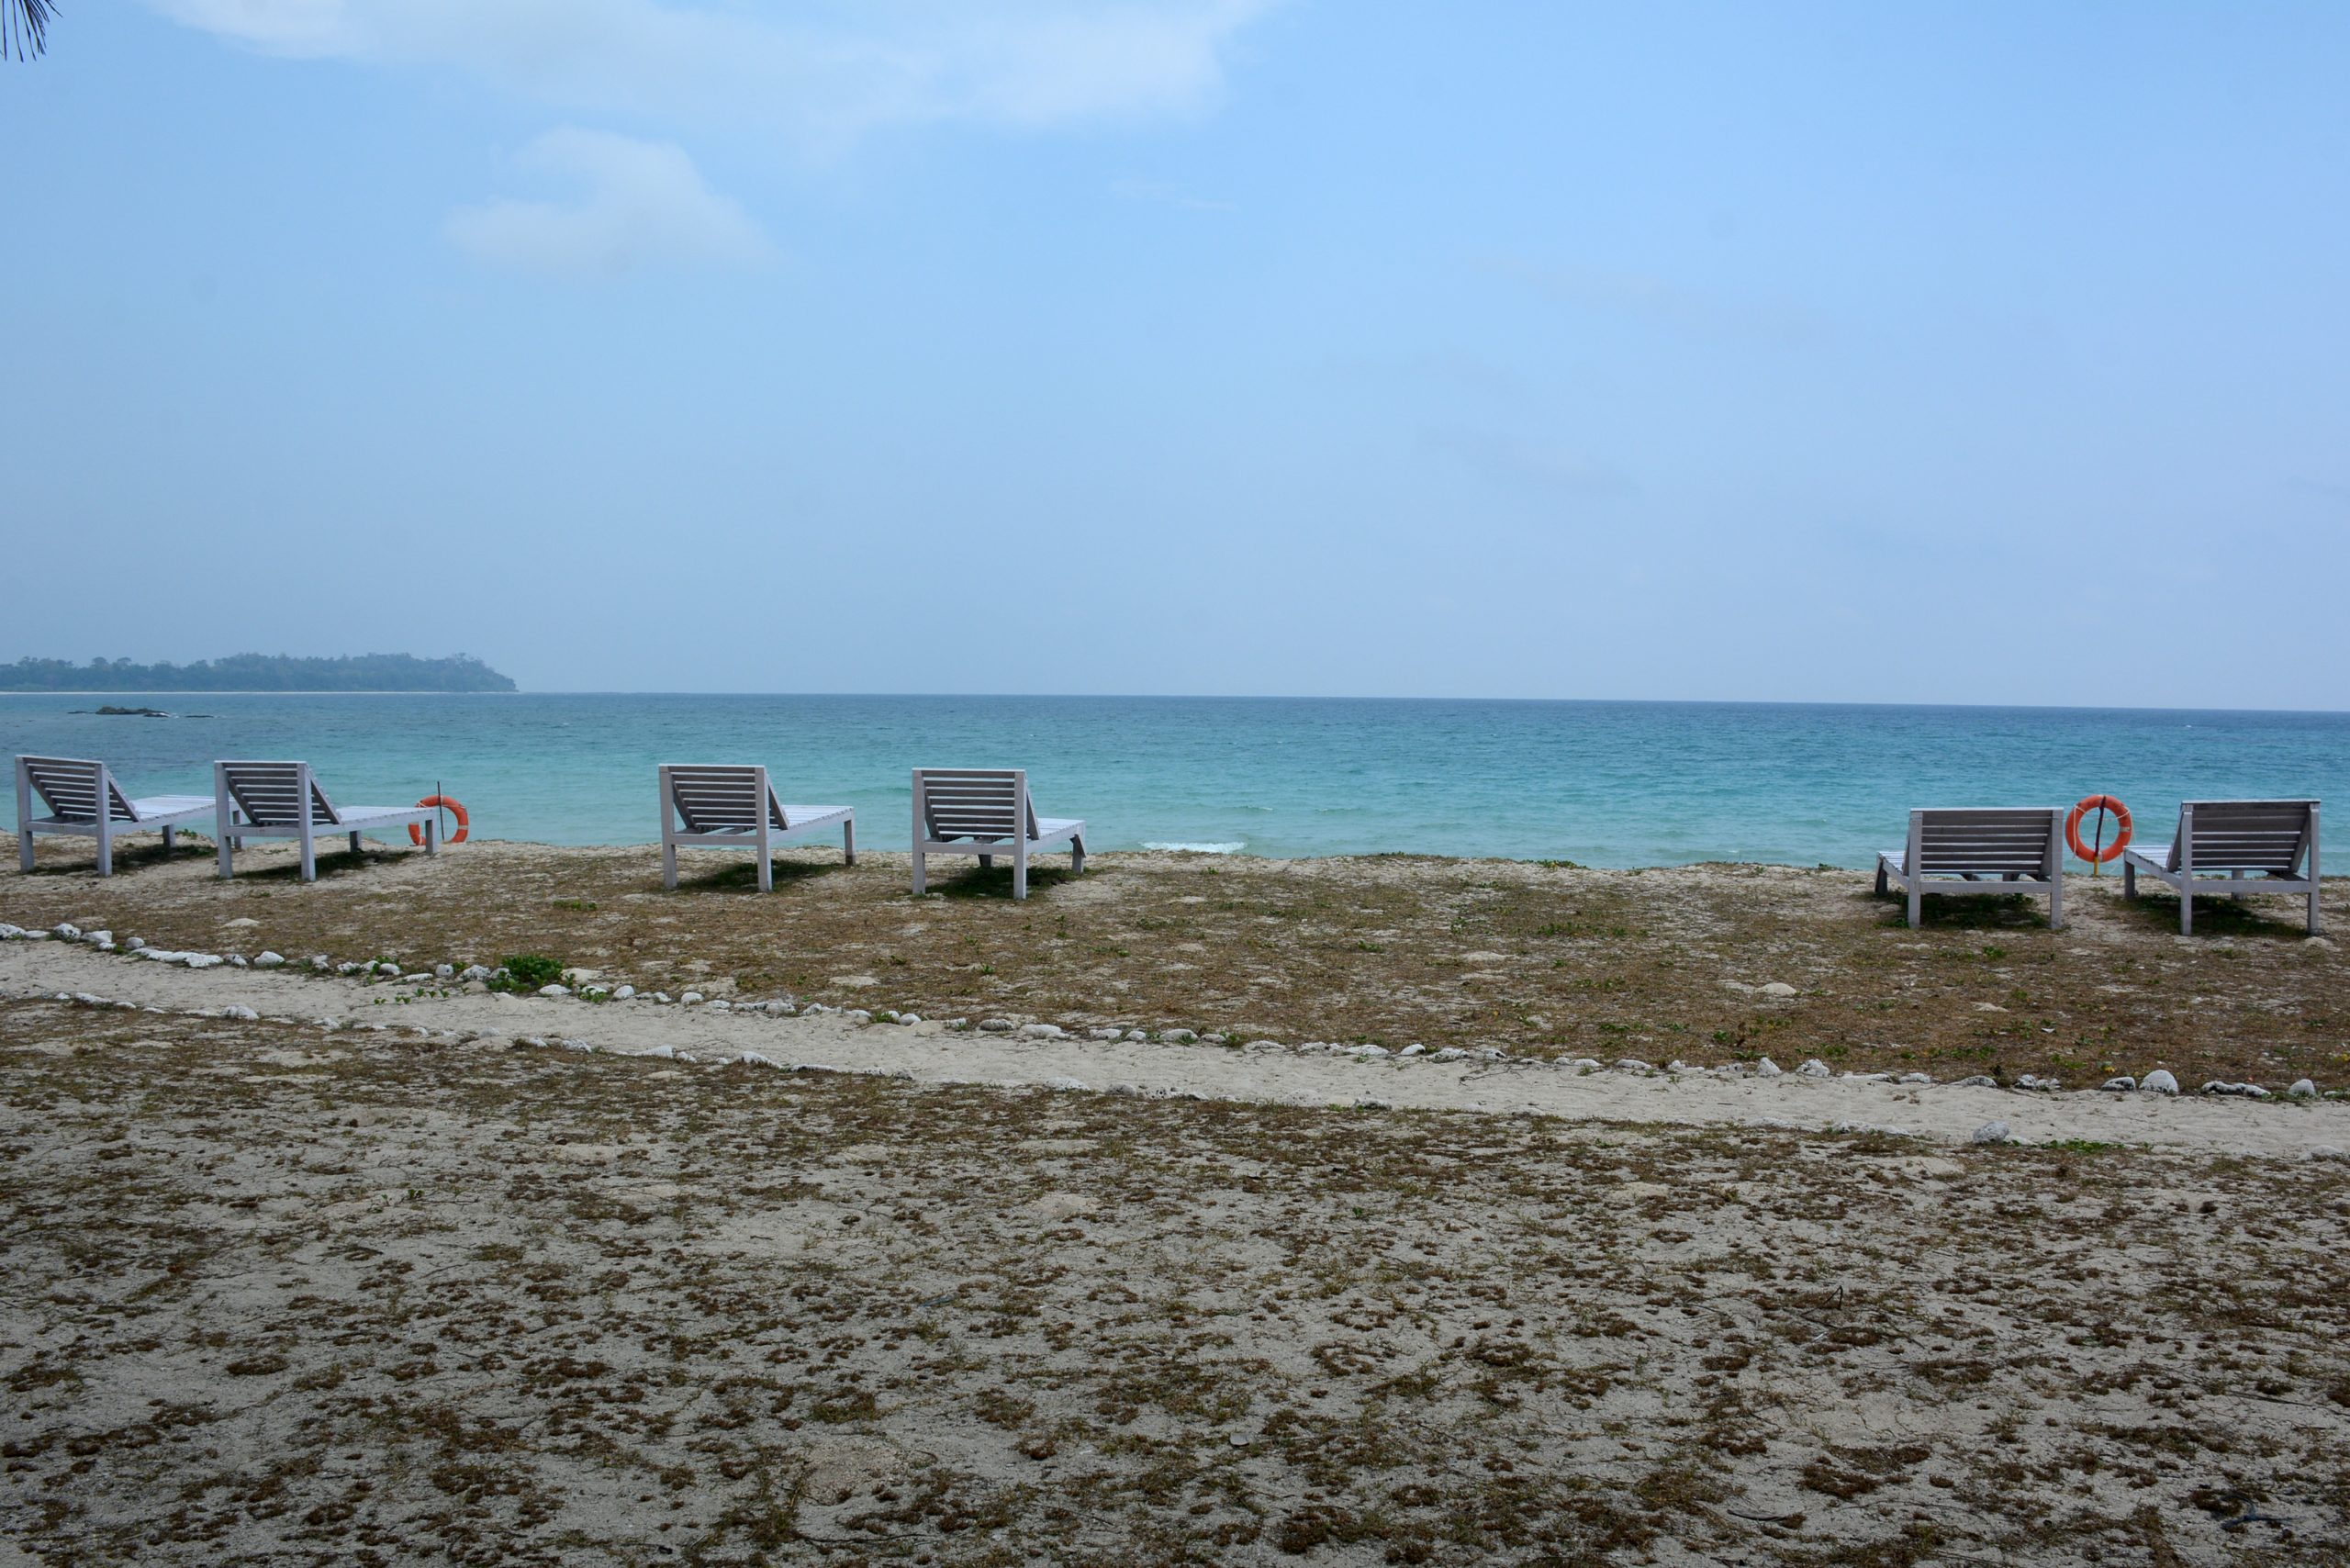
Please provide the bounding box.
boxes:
[5,0,57,62]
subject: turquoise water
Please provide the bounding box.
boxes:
[3,694,2342,871]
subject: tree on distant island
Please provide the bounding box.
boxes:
[5,0,55,61]
[0,654,519,693]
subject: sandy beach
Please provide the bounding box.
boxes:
[6,834,2349,1562]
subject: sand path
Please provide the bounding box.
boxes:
[6,939,2345,1159]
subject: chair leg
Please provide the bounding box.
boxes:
[1874,862,1887,896]
[2123,861,2136,899]
[1070,834,1085,876]
[843,818,856,866]
[757,847,773,895]
[424,819,437,857]
[2179,890,2193,936]
[911,847,926,895]
[2048,876,2064,931]
[1907,885,1921,929]
[95,823,112,879]
[350,831,363,857]
[2311,885,2323,936]
[162,825,176,854]
[663,837,678,890]
[17,828,30,874]
[300,833,317,883]
[1013,858,1028,902]
[979,853,993,869]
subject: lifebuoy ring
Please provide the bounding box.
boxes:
[2065,794,2131,864]
[409,795,469,846]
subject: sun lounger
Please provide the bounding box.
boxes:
[1874,807,2065,928]
[2123,800,2321,935]
[658,765,854,892]
[213,760,436,881]
[14,755,213,877]
[911,768,1084,901]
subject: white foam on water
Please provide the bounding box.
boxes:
[1144,842,1246,855]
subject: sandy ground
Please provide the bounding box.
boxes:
[6,844,2350,1564]
[4,986,2348,1566]
[4,941,2348,1160]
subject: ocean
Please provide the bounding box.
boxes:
[3,693,2342,872]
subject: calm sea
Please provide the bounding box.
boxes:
[3,694,2342,872]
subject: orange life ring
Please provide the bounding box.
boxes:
[2065,794,2131,863]
[409,795,469,846]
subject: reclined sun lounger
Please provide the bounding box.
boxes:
[1874,807,2066,928]
[14,755,213,877]
[213,760,437,881]
[911,768,1084,902]
[658,765,855,892]
[2123,799,2321,935]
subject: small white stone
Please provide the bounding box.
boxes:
[1125,1029,1147,1042]
[83,930,110,946]
[896,1014,921,1026]
[1615,1058,1655,1074]
[2100,1076,2136,1092]
[1431,1047,1470,1063]
[706,999,732,1013]
[679,991,703,1005]
[1245,1039,1284,1053]
[1021,1023,1068,1039]
[52,923,81,939]
[1761,981,1798,998]
[845,1009,871,1024]
[1162,1028,1198,1044]
[1898,1071,1933,1084]
[612,984,635,1001]
[1952,1074,1998,1088]
[224,1005,260,1022]
[1044,1076,1089,1092]
[1796,1058,1830,1078]
[2288,1079,2318,1099]
[979,1017,1015,1033]
[539,984,571,998]
[125,936,145,950]
[1972,1120,2012,1145]
[1088,1027,1124,1041]
[2311,1146,2349,1163]
[434,964,454,979]
[1399,1043,1427,1057]
[252,951,285,969]
[1754,1057,1783,1078]
[184,955,224,970]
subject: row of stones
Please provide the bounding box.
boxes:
[0,920,2328,1103]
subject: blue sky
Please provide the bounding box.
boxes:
[6,2,2346,705]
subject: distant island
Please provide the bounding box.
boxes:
[0,654,517,693]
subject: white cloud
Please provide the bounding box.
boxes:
[151,0,1280,150]
[445,129,769,277]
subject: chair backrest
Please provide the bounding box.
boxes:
[1909,808,2062,878]
[663,765,788,833]
[218,761,341,827]
[2170,800,2317,873]
[915,768,1035,843]
[18,756,138,823]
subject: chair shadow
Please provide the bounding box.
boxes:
[17,837,218,878]
[1872,890,2055,931]
[673,857,846,893]
[927,864,1081,901]
[2112,889,2313,939]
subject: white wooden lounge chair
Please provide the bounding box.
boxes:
[15,755,213,877]
[658,765,854,893]
[911,768,1084,902]
[2123,800,2321,935]
[1874,808,2066,929]
[213,761,437,881]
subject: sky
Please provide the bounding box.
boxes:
[4,2,2346,706]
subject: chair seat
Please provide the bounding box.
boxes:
[129,794,214,821]
[779,805,852,830]
[1033,817,1084,844]
[325,806,434,830]
[1878,850,1906,875]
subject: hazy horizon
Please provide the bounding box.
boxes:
[7,3,2346,708]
